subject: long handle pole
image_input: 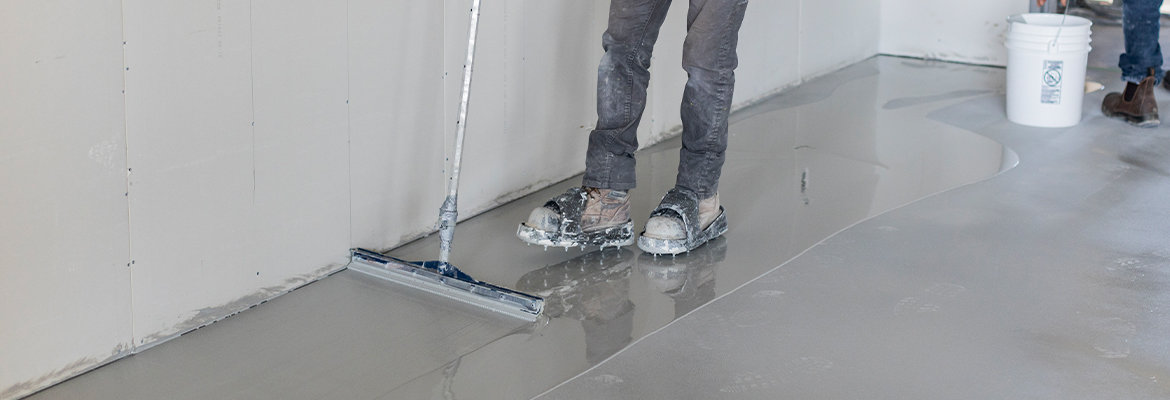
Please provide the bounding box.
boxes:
[438,0,483,267]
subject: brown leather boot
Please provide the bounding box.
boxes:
[525,187,630,233]
[1103,70,1160,128]
[579,187,631,232]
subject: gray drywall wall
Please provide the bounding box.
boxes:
[0,1,133,398]
[121,0,353,346]
[0,0,879,398]
[880,0,1028,66]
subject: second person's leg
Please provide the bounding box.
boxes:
[1104,0,1163,127]
[1121,0,1164,85]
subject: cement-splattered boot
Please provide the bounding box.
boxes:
[638,188,727,255]
[517,187,636,250]
[1103,69,1160,128]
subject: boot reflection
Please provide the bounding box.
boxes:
[636,236,727,318]
[515,248,636,363]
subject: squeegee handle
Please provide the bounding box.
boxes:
[438,0,483,265]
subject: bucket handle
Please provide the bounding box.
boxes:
[1049,17,1067,53]
[1007,7,1073,54]
[1048,4,1072,53]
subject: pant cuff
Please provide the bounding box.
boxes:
[582,178,636,191]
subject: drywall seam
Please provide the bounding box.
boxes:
[118,0,136,358]
[346,0,353,250]
[248,0,257,206]
[797,0,803,80]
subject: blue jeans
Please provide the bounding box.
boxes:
[582,0,749,199]
[1121,0,1165,84]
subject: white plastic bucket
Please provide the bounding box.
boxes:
[1004,13,1092,128]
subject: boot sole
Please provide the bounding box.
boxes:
[637,209,728,255]
[516,220,636,249]
[1102,107,1160,128]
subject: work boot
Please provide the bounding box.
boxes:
[526,187,630,232]
[638,188,728,255]
[581,187,632,231]
[518,187,635,249]
[1103,69,1160,127]
[644,194,720,240]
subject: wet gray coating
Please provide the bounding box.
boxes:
[29,56,1052,399]
[540,60,1170,399]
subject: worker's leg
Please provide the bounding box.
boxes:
[674,0,747,199]
[582,0,674,191]
[639,0,746,255]
[521,0,672,248]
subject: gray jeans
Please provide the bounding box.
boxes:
[582,0,749,199]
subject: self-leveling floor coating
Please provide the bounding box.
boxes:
[29,56,1170,400]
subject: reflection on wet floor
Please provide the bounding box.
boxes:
[517,249,637,364]
[511,238,727,365]
[28,56,1011,400]
[638,237,724,319]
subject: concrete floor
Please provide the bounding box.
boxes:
[28,52,1170,399]
[539,64,1170,398]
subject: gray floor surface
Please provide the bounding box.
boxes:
[540,65,1170,399]
[28,53,1170,399]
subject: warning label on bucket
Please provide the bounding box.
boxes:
[1041,60,1063,105]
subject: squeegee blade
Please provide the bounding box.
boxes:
[347,248,544,321]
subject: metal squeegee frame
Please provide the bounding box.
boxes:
[348,249,544,321]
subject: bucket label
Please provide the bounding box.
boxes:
[1041,60,1063,104]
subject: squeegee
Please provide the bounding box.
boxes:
[348,0,544,321]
